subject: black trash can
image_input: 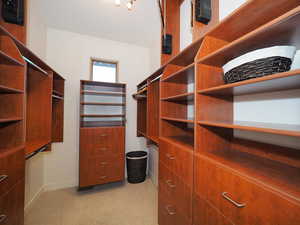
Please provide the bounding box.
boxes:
[126,151,148,184]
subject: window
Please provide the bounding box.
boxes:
[91,59,118,83]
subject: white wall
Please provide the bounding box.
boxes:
[219,0,300,149]
[219,0,247,20]
[44,28,149,190]
[25,0,47,211]
[180,0,193,51]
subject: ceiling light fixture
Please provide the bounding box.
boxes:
[115,0,121,6]
[115,0,136,11]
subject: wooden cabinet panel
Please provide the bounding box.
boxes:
[193,194,234,225]
[159,162,192,220]
[194,155,300,225]
[79,127,125,188]
[0,148,24,195]
[158,189,191,225]
[0,179,24,225]
[80,127,125,156]
[159,139,193,185]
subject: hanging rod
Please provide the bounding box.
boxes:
[23,56,48,75]
[137,83,148,91]
[149,74,162,84]
[26,145,48,160]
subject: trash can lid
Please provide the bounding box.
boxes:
[126,151,148,159]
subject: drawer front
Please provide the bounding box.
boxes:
[0,179,24,225]
[158,189,191,225]
[0,148,24,195]
[159,162,192,219]
[80,127,125,156]
[83,157,124,187]
[195,155,300,225]
[193,194,234,225]
[159,139,193,185]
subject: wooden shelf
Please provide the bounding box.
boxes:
[80,114,125,118]
[81,102,125,106]
[161,92,194,101]
[0,50,24,66]
[24,57,48,75]
[197,7,300,67]
[161,63,194,83]
[162,116,194,124]
[26,140,49,155]
[0,85,23,94]
[198,70,300,96]
[81,90,125,96]
[81,121,125,128]
[160,136,194,151]
[0,117,22,123]
[198,120,300,137]
[148,135,159,144]
[137,130,147,138]
[198,149,300,201]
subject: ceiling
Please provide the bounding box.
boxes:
[41,0,161,48]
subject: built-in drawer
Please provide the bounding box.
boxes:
[159,139,193,185]
[193,194,234,225]
[158,189,191,225]
[0,148,24,196]
[195,155,300,225]
[159,162,192,220]
[83,156,124,186]
[80,127,125,155]
[0,179,24,225]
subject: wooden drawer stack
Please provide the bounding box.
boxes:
[0,148,25,225]
[158,138,193,225]
[79,127,125,187]
[79,81,126,188]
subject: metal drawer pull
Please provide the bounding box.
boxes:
[100,176,107,179]
[0,215,7,223]
[100,162,108,166]
[222,192,246,208]
[166,154,175,160]
[100,148,108,151]
[100,134,108,137]
[0,175,8,183]
[165,205,176,215]
[165,180,176,188]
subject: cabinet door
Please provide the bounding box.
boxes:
[193,194,234,225]
[0,148,24,195]
[159,139,193,185]
[194,155,300,225]
[0,179,24,225]
[159,162,192,220]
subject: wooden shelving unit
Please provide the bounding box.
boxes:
[0,12,65,224]
[79,80,126,188]
[80,80,126,128]
[134,1,300,225]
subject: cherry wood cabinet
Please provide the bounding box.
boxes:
[79,81,126,188]
[0,9,65,224]
[0,180,25,225]
[133,1,300,225]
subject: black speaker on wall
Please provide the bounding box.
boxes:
[195,0,211,25]
[162,34,172,55]
[2,0,24,25]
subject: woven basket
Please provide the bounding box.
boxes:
[224,56,292,84]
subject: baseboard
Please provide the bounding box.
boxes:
[44,180,77,191]
[25,185,46,215]
[148,171,158,188]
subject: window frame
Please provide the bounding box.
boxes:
[90,58,119,83]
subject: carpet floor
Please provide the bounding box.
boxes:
[25,179,158,225]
